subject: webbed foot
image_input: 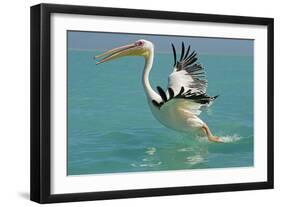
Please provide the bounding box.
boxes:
[208,136,223,143]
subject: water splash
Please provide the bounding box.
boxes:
[220,134,242,143]
[196,134,242,143]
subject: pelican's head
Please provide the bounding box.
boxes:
[95,39,153,65]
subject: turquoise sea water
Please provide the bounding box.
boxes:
[67,50,253,175]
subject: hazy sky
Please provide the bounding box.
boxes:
[68,31,253,56]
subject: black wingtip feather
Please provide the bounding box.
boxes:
[157,86,168,102]
[180,42,185,61]
[187,57,198,66]
[168,88,174,99]
[171,43,176,67]
[187,51,196,61]
[184,45,190,60]
[175,87,185,98]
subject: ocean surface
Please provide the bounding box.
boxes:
[67,50,253,175]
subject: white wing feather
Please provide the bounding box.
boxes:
[167,70,206,99]
[152,42,217,110]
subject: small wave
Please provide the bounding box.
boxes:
[145,147,156,155]
[131,162,162,168]
[185,155,205,165]
[177,147,194,152]
[142,157,154,162]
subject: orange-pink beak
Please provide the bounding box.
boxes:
[95,43,137,65]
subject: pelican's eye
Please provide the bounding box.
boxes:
[135,41,144,47]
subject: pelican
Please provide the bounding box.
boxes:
[95,39,222,143]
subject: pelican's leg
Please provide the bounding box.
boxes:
[201,124,223,143]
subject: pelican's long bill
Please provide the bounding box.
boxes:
[95,43,137,65]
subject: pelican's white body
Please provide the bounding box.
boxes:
[148,98,205,133]
[140,40,205,133]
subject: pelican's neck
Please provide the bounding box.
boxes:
[142,50,160,101]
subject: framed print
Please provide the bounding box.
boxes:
[30,3,274,203]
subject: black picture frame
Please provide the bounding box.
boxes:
[30,3,274,204]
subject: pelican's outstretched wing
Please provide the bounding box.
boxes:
[152,42,218,109]
[169,42,207,95]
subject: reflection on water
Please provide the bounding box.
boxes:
[185,155,205,165]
